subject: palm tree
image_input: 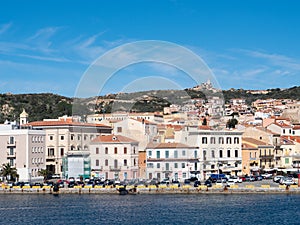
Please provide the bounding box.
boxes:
[0,163,18,182]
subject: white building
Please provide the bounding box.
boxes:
[145,143,199,181]
[90,135,139,180]
[0,122,46,182]
[113,118,157,151]
[178,126,243,179]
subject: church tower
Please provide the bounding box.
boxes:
[20,109,28,125]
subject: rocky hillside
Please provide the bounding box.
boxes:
[1,86,299,123]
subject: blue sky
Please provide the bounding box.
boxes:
[1,0,300,97]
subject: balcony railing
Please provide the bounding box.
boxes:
[7,152,16,158]
[259,155,274,159]
[109,166,121,171]
[7,141,16,146]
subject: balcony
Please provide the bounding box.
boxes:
[7,152,16,158]
[7,141,16,147]
[260,155,274,159]
[109,166,121,171]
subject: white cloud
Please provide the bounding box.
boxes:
[0,22,12,35]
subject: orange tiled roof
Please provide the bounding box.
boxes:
[24,120,111,128]
[91,135,138,143]
[242,137,272,146]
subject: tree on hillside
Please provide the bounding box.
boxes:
[0,163,18,182]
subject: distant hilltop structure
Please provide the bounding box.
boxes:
[191,79,220,93]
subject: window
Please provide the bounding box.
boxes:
[183,172,186,178]
[210,137,216,144]
[148,151,152,157]
[219,150,223,158]
[48,148,54,156]
[182,150,186,156]
[203,150,207,160]
[226,137,232,144]
[133,146,136,154]
[165,151,169,158]
[9,136,14,144]
[227,149,231,157]
[71,135,74,141]
[147,163,154,168]
[235,150,238,157]
[156,151,160,158]
[182,163,185,168]
[194,150,197,158]
[234,137,239,144]
[114,147,118,154]
[105,147,108,154]
[124,159,127,166]
[84,135,88,141]
[96,160,99,166]
[219,137,224,144]
[202,137,208,144]
[174,163,178,168]
[124,147,127,154]
[117,127,122,133]
[78,135,81,140]
[49,136,53,141]
[60,148,64,156]
[9,147,14,156]
[60,136,64,140]
[96,147,99,154]
[283,129,285,134]
[211,150,215,158]
[166,163,169,171]
[285,158,289,164]
[105,159,108,166]
[90,135,94,140]
[114,160,118,168]
[157,163,160,168]
[134,158,137,166]
[174,150,178,158]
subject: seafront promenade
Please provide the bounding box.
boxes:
[1,184,300,195]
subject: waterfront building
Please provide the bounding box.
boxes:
[90,134,139,180]
[179,126,243,179]
[145,142,199,181]
[243,137,275,173]
[113,118,157,151]
[23,116,112,177]
[0,121,46,182]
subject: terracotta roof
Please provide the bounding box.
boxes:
[91,135,138,143]
[293,126,300,130]
[242,137,272,146]
[198,125,211,130]
[146,142,195,149]
[23,120,111,128]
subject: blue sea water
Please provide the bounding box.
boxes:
[0,193,299,225]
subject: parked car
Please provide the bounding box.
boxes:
[229,176,242,183]
[190,176,198,182]
[171,180,180,187]
[273,175,284,183]
[204,180,212,187]
[245,176,255,182]
[226,180,236,187]
[194,180,201,187]
[280,177,295,185]
[184,179,191,184]
[254,175,263,181]
[261,173,273,179]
